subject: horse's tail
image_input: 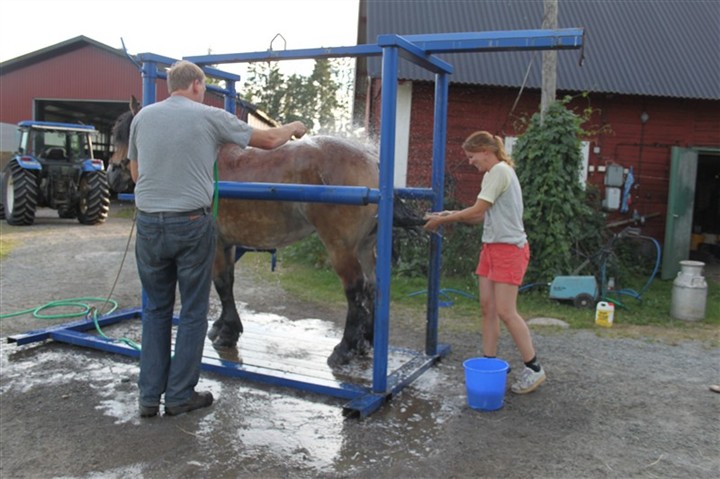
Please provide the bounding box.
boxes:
[392,197,425,228]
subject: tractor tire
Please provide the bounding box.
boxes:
[77,170,110,225]
[3,162,38,226]
[0,172,5,220]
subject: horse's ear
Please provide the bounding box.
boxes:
[130,95,141,115]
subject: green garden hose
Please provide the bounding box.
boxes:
[0,297,140,350]
[0,297,118,320]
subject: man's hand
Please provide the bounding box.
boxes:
[289,121,307,139]
[249,121,308,149]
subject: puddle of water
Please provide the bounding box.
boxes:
[1,301,461,475]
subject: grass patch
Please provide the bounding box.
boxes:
[266,240,718,343]
[0,237,17,260]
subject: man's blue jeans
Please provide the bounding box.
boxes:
[135,211,215,408]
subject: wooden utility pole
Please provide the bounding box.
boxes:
[540,0,558,125]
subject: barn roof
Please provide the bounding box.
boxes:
[363,0,720,100]
[0,35,132,75]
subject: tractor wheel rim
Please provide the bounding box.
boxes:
[7,175,14,211]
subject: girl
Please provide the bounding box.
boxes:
[424,131,545,394]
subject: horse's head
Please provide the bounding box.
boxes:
[107,96,141,193]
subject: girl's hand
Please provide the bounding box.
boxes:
[423,210,455,232]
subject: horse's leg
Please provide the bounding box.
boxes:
[356,231,377,346]
[326,245,375,368]
[207,242,243,347]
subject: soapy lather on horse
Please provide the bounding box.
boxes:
[111,99,420,367]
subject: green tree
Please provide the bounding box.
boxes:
[513,98,606,283]
[241,59,349,134]
[309,59,340,134]
[243,61,287,120]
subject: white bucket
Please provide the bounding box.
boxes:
[595,301,615,327]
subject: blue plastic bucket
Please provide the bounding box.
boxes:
[463,357,509,411]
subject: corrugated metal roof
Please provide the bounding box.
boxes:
[365,0,720,100]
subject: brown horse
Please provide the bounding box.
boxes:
[111,104,419,367]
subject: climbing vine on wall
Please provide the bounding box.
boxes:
[513,98,606,282]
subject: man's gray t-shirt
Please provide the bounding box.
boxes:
[128,96,252,213]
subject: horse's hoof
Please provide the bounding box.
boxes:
[211,331,239,348]
[207,325,220,341]
[357,339,372,357]
[327,345,353,369]
[211,344,242,363]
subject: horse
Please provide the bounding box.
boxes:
[110,101,421,367]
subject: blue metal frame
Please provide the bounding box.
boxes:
[9,29,583,417]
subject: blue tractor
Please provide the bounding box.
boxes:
[1,121,110,226]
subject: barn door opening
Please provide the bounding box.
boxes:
[690,152,720,263]
[33,99,129,164]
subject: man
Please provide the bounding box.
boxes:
[129,60,306,417]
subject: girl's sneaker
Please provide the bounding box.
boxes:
[511,366,546,394]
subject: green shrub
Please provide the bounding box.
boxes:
[281,233,331,269]
[514,99,607,283]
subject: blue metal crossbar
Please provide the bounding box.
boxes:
[12,29,583,417]
[185,44,384,66]
[184,29,583,66]
[217,181,380,205]
[405,28,585,53]
[376,34,453,74]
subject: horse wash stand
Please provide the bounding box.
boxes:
[7,29,583,418]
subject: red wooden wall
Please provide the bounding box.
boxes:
[369,79,720,243]
[0,44,229,125]
[0,45,142,123]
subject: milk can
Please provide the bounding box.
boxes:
[670,260,708,321]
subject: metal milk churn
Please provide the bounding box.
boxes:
[670,260,708,321]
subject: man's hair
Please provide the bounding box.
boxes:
[167,60,205,93]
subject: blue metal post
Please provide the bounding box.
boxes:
[141,61,158,106]
[372,45,400,394]
[224,80,237,114]
[139,59,158,312]
[426,72,449,356]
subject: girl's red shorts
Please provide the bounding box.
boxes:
[476,242,530,286]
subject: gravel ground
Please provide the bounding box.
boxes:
[1,202,719,479]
